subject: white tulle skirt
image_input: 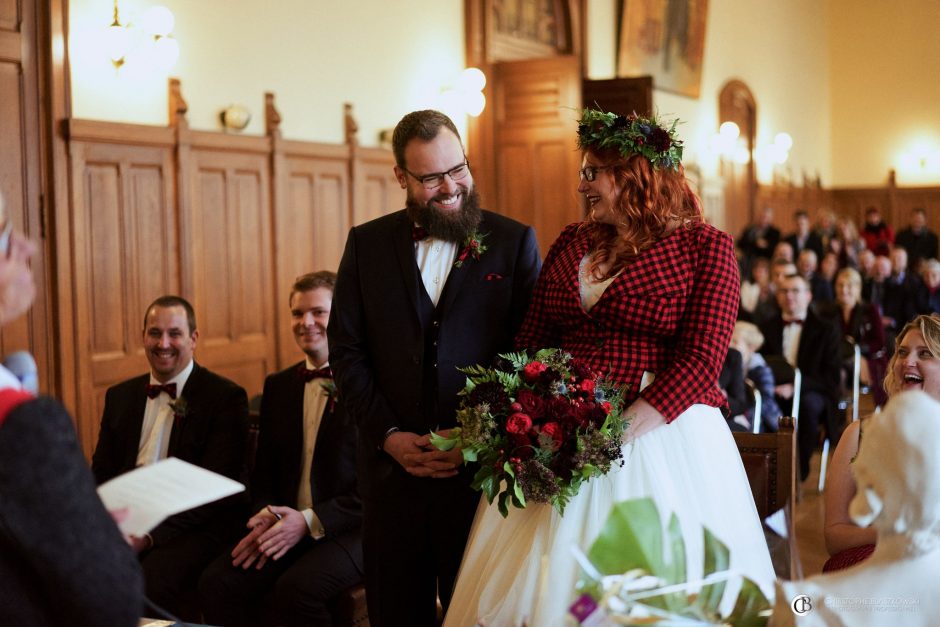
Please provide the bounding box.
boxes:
[443,405,776,627]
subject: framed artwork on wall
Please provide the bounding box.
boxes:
[616,0,709,98]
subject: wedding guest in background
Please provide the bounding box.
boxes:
[718,346,750,431]
[886,246,928,326]
[737,205,780,278]
[823,315,940,572]
[834,268,888,407]
[752,259,795,326]
[895,207,937,273]
[797,248,834,306]
[739,257,773,320]
[785,209,824,259]
[819,251,840,287]
[92,295,248,619]
[814,208,837,252]
[922,258,940,314]
[200,271,362,626]
[857,248,876,279]
[759,274,842,481]
[328,109,541,626]
[731,321,782,432]
[860,205,894,256]
[832,216,865,269]
[0,191,143,627]
[772,240,794,263]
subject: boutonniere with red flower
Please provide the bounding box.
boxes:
[169,397,189,427]
[320,379,338,412]
[454,230,489,268]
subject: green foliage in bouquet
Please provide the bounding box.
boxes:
[432,348,628,517]
[573,498,771,626]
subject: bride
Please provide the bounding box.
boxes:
[443,109,776,626]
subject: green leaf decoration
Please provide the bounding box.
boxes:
[578,497,771,626]
[428,430,458,451]
[586,498,664,576]
[694,527,730,618]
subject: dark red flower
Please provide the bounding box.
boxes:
[539,422,564,451]
[651,126,672,152]
[522,361,548,383]
[577,379,595,395]
[506,412,533,435]
[516,389,545,418]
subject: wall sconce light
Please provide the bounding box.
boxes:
[104,1,179,72]
[755,132,792,168]
[898,141,940,179]
[710,121,750,164]
[439,68,487,118]
[219,104,252,132]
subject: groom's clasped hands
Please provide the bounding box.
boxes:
[383,430,463,479]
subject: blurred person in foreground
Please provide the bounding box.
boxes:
[0,190,143,626]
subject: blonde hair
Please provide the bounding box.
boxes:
[732,320,765,352]
[884,314,940,397]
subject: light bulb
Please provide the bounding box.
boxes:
[141,6,175,37]
[458,68,487,92]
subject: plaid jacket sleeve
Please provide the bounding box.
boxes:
[642,226,740,422]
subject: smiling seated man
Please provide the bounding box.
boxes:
[91,295,248,619]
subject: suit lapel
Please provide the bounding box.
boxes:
[392,212,422,321]
[168,362,202,455]
[127,377,149,467]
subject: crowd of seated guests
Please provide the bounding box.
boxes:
[732,205,940,479]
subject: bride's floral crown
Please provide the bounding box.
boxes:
[577,108,683,171]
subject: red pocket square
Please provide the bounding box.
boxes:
[485,273,504,281]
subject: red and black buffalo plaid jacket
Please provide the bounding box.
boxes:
[515,221,739,423]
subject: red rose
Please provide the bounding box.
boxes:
[506,412,533,435]
[578,379,595,395]
[522,361,548,383]
[510,402,523,413]
[516,389,545,418]
[601,401,612,414]
[539,422,564,451]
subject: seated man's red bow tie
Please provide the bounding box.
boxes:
[145,382,177,399]
[412,225,429,241]
[298,365,333,382]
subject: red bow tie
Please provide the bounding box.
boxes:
[784,318,804,326]
[298,365,332,382]
[145,382,177,399]
[412,225,429,241]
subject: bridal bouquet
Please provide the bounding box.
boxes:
[431,348,628,517]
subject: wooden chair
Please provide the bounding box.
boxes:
[733,416,801,579]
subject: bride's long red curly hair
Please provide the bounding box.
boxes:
[582,147,704,280]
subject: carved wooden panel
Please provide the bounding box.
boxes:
[68,137,177,451]
[186,146,276,399]
[352,147,404,226]
[274,144,351,366]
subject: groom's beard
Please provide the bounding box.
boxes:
[406,185,482,243]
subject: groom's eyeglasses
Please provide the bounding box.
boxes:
[579,165,614,182]
[402,160,471,190]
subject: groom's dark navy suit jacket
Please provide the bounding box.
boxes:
[328,207,540,622]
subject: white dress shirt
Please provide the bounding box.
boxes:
[295,357,332,538]
[136,360,194,467]
[415,231,457,306]
[782,319,804,368]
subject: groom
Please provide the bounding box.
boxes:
[329,109,541,626]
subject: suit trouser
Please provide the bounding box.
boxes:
[198,531,363,626]
[140,529,224,620]
[361,465,478,627]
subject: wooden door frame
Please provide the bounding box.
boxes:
[464,0,583,212]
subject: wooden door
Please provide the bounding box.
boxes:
[0,0,52,388]
[492,55,583,255]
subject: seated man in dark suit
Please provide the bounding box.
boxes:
[758,274,842,481]
[91,295,248,618]
[199,271,362,627]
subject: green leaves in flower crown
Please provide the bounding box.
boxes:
[577,108,684,171]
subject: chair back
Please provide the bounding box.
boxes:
[733,416,801,578]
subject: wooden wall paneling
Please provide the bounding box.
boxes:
[66,128,177,454]
[186,134,276,401]
[0,0,52,392]
[277,141,351,367]
[350,146,403,227]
